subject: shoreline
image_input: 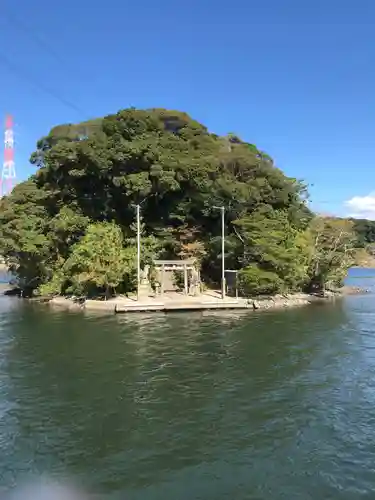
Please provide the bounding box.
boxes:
[38,285,368,314]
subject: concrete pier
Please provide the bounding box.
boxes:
[49,291,318,314]
[83,291,252,314]
[114,298,250,313]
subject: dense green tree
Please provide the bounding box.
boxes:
[0,180,52,295]
[41,222,136,298]
[351,218,375,247]
[0,107,353,298]
[238,265,283,296]
[306,217,356,292]
[234,208,311,295]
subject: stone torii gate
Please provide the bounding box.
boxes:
[153,259,200,296]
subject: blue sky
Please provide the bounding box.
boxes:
[0,0,374,218]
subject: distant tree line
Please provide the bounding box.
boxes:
[351,219,375,248]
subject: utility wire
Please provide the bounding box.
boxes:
[2,7,70,69]
[2,4,105,117]
[0,52,88,119]
[1,3,91,119]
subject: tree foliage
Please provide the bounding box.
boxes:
[306,217,356,291]
[61,222,135,297]
[0,107,356,297]
[234,208,311,292]
[351,218,375,247]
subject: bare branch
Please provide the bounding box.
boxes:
[232,224,244,243]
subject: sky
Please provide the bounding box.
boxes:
[0,0,375,218]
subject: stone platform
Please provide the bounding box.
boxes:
[83,291,252,314]
[49,291,319,314]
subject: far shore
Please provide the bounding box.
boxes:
[0,272,368,315]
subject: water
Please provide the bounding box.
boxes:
[0,269,12,284]
[1,270,375,499]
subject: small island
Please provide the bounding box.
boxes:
[0,108,367,310]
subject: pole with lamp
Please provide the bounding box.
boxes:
[213,205,226,299]
[136,204,141,301]
[133,198,147,301]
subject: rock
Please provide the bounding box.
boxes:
[49,297,82,310]
[3,287,21,296]
[335,286,368,296]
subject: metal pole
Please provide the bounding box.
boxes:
[213,205,226,299]
[136,204,140,301]
[221,206,225,299]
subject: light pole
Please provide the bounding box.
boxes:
[213,205,226,299]
[136,204,141,301]
[133,199,147,301]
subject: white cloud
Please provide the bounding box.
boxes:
[345,193,375,219]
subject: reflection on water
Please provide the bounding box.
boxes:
[0,270,374,498]
[0,270,12,284]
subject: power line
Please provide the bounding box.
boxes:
[0,52,88,119]
[2,7,69,69]
[3,4,104,112]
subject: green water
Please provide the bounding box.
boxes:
[1,269,375,499]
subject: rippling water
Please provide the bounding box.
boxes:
[1,269,375,499]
